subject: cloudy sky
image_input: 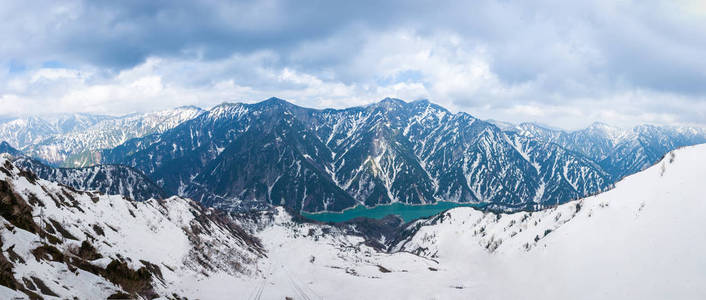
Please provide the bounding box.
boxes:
[1,0,705,129]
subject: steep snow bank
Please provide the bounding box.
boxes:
[3,142,704,299]
[197,144,706,299]
[393,144,706,299]
[0,155,263,299]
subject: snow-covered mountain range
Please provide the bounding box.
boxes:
[2,98,704,216]
[382,143,706,299]
[259,142,706,299]
[0,142,164,202]
[1,139,704,299]
[505,122,706,179]
[11,156,166,202]
[159,142,706,299]
[100,98,704,214]
[0,106,204,166]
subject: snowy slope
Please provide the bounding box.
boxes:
[1,143,704,299]
[192,143,706,300]
[390,143,706,299]
[181,208,448,300]
[0,155,264,299]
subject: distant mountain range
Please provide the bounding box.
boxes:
[502,122,706,179]
[1,98,704,214]
[0,106,204,166]
[3,142,703,299]
[0,142,164,201]
[97,98,705,213]
[12,156,165,202]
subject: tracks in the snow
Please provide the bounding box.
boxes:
[248,262,321,300]
[248,263,272,300]
[283,265,322,300]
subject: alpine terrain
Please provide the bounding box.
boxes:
[11,156,166,202]
[1,136,704,299]
[504,122,706,179]
[0,143,165,202]
[0,106,204,167]
[0,154,264,299]
[3,1,703,299]
[99,98,704,215]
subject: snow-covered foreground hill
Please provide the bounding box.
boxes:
[203,143,705,299]
[390,143,706,299]
[0,154,264,299]
[2,143,705,299]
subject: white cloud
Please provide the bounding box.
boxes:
[0,0,705,129]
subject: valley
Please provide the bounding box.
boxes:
[191,143,706,300]
[1,142,704,299]
[3,98,702,218]
[3,2,704,298]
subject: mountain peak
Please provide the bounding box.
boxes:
[587,121,620,130]
[367,97,407,110]
[520,122,564,132]
[487,119,516,131]
[379,97,406,105]
[175,105,204,111]
[410,99,451,114]
[213,101,240,108]
[585,121,626,139]
[260,97,292,105]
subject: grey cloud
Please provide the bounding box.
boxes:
[5,0,706,95]
[1,0,705,128]
[4,0,420,69]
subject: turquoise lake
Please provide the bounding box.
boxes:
[301,201,486,223]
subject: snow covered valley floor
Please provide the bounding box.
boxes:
[183,144,706,300]
[1,143,706,299]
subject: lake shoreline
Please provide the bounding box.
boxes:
[301,201,487,223]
